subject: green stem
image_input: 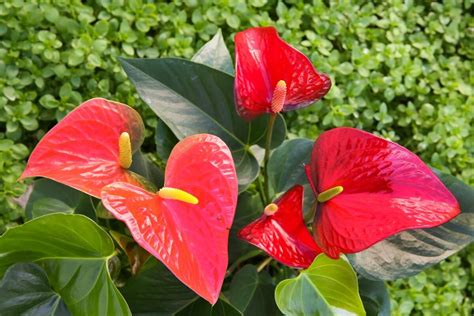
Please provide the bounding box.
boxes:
[226,250,263,276]
[263,114,277,204]
[256,176,266,206]
[257,256,273,272]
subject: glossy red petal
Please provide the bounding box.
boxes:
[101,134,238,304]
[234,26,331,120]
[238,185,321,268]
[308,127,461,258]
[20,98,145,198]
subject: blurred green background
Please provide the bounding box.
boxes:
[0,0,472,314]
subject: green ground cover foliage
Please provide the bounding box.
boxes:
[0,0,472,314]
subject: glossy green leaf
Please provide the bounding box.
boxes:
[275,254,366,316]
[31,198,75,218]
[176,297,242,316]
[358,277,390,316]
[0,263,70,316]
[120,57,286,191]
[226,265,280,315]
[120,258,197,315]
[351,170,474,280]
[191,29,234,75]
[267,138,315,217]
[0,214,131,316]
[25,179,96,221]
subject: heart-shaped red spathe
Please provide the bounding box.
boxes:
[234,26,331,120]
[238,185,321,268]
[101,134,238,304]
[307,127,461,259]
[20,98,145,198]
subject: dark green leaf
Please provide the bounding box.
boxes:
[120,57,286,191]
[176,297,242,316]
[130,150,164,188]
[155,118,179,161]
[31,198,74,218]
[120,258,197,315]
[228,192,263,263]
[268,138,312,193]
[358,277,390,316]
[226,265,280,315]
[0,263,70,316]
[25,179,96,221]
[191,29,234,75]
[267,138,315,217]
[0,214,130,316]
[275,254,365,316]
[351,170,474,280]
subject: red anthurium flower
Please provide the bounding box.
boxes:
[101,134,238,305]
[306,127,461,259]
[20,98,145,198]
[238,185,321,268]
[234,26,331,120]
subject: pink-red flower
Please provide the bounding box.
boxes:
[20,98,146,198]
[102,134,238,304]
[234,26,331,120]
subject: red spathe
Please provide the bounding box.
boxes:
[20,98,145,198]
[308,127,461,259]
[238,185,321,268]
[234,26,331,120]
[101,134,238,304]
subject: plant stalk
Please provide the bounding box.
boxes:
[257,256,273,272]
[263,113,277,204]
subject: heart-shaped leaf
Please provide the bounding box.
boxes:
[120,57,286,191]
[0,213,130,315]
[358,277,391,316]
[20,98,146,198]
[120,259,197,315]
[191,29,234,75]
[0,263,70,316]
[102,134,238,304]
[275,254,365,316]
[350,170,474,280]
[226,265,280,315]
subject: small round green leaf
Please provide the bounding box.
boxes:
[275,254,366,316]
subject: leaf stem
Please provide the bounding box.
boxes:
[226,250,263,276]
[256,176,266,206]
[263,114,277,204]
[257,256,273,272]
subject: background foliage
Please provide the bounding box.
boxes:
[0,0,472,314]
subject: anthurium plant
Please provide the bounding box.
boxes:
[0,27,472,316]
